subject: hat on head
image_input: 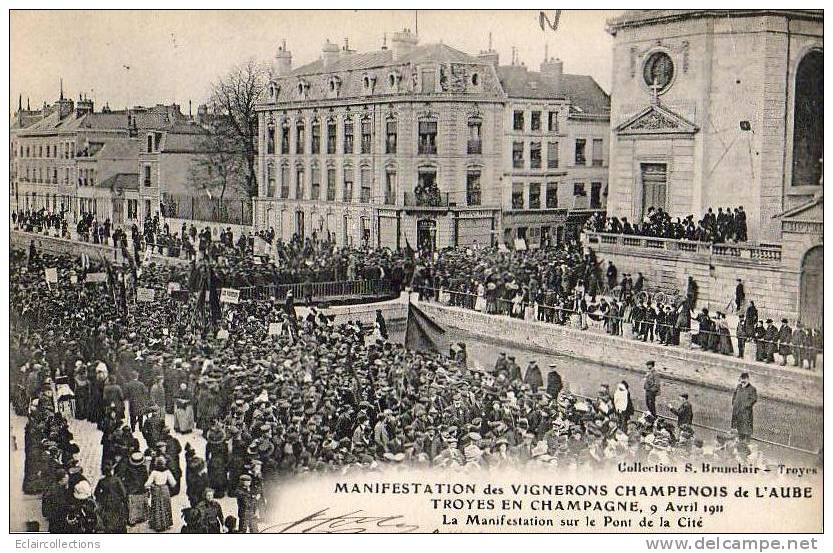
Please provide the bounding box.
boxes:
[73,480,93,500]
[646,360,655,367]
[129,451,145,466]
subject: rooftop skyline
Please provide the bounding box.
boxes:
[10,10,620,114]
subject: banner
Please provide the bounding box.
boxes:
[136,287,155,302]
[514,238,527,251]
[170,290,190,302]
[167,281,181,294]
[86,272,107,283]
[44,267,58,283]
[268,322,283,336]
[216,328,230,340]
[220,288,240,304]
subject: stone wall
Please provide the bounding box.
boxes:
[586,239,800,322]
[416,300,821,409]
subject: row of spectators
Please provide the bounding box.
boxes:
[584,206,749,243]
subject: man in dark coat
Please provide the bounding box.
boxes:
[123,372,148,433]
[763,319,778,363]
[777,318,793,365]
[493,352,508,377]
[731,373,757,441]
[736,315,746,359]
[735,279,745,313]
[507,356,521,383]
[643,361,660,417]
[523,361,543,393]
[42,469,70,533]
[546,366,562,398]
[669,392,693,428]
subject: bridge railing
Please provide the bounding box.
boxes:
[238,279,392,301]
[583,231,782,262]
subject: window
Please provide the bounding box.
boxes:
[54,168,60,184]
[592,139,604,167]
[360,166,371,203]
[145,200,152,218]
[327,168,336,201]
[573,182,586,197]
[531,111,541,131]
[266,122,276,154]
[385,170,396,205]
[529,183,541,209]
[546,182,558,208]
[591,182,603,209]
[530,142,542,169]
[511,183,524,209]
[296,121,305,154]
[547,142,559,169]
[327,120,337,154]
[575,139,586,165]
[280,165,290,198]
[416,169,439,206]
[311,166,320,200]
[147,135,153,153]
[418,121,438,155]
[281,122,290,154]
[421,69,436,93]
[361,118,372,154]
[343,171,353,202]
[512,141,524,168]
[385,121,397,154]
[548,111,559,132]
[127,199,138,220]
[267,164,276,197]
[296,167,305,199]
[344,120,354,154]
[143,165,151,186]
[154,133,161,152]
[467,120,482,154]
[466,171,481,206]
[513,110,524,131]
[311,120,321,154]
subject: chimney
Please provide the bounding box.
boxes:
[274,39,293,76]
[322,39,340,67]
[540,57,563,94]
[391,28,418,61]
[75,94,94,118]
[477,32,499,66]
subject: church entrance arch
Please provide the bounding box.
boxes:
[799,245,823,328]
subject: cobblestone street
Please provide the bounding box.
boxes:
[10,406,238,533]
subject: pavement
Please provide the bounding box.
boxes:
[9,406,238,533]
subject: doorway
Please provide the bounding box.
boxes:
[800,246,823,328]
[640,163,667,219]
[417,219,437,253]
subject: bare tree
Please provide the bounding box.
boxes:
[187,130,246,203]
[208,58,268,198]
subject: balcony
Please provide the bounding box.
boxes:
[404,191,450,208]
[582,231,783,264]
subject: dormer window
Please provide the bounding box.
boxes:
[268,83,278,99]
[471,73,480,86]
[328,76,342,96]
[388,73,396,88]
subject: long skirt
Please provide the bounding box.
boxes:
[174,404,195,434]
[128,493,149,525]
[148,484,173,531]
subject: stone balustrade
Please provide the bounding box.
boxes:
[584,231,782,263]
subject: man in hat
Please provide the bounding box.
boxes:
[643,361,660,417]
[763,319,778,363]
[523,360,543,393]
[507,356,521,382]
[123,371,148,433]
[546,365,562,399]
[777,318,793,366]
[736,314,747,359]
[493,352,508,377]
[235,474,258,533]
[669,392,693,428]
[731,373,757,442]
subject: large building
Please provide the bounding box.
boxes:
[10,89,189,225]
[253,31,610,249]
[591,9,823,325]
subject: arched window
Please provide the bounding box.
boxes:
[266,119,276,155]
[792,50,823,186]
[266,162,276,197]
[296,119,305,154]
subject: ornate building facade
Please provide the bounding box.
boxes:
[254,30,610,250]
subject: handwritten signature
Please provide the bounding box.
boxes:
[260,507,420,534]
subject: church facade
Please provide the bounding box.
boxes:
[595,10,823,326]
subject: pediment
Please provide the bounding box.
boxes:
[614,104,699,136]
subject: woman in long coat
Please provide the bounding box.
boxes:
[613,381,635,431]
[118,451,149,526]
[145,456,176,532]
[93,463,128,533]
[205,425,229,498]
[73,371,90,421]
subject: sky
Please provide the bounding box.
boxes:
[10,10,621,114]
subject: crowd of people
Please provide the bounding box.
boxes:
[12,243,769,534]
[585,206,749,244]
[411,243,822,369]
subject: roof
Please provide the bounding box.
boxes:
[290,43,479,77]
[91,138,140,160]
[161,127,213,154]
[496,66,610,115]
[10,110,45,131]
[606,9,823,33]
[98,172,139,193]
[15,104,187,136]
